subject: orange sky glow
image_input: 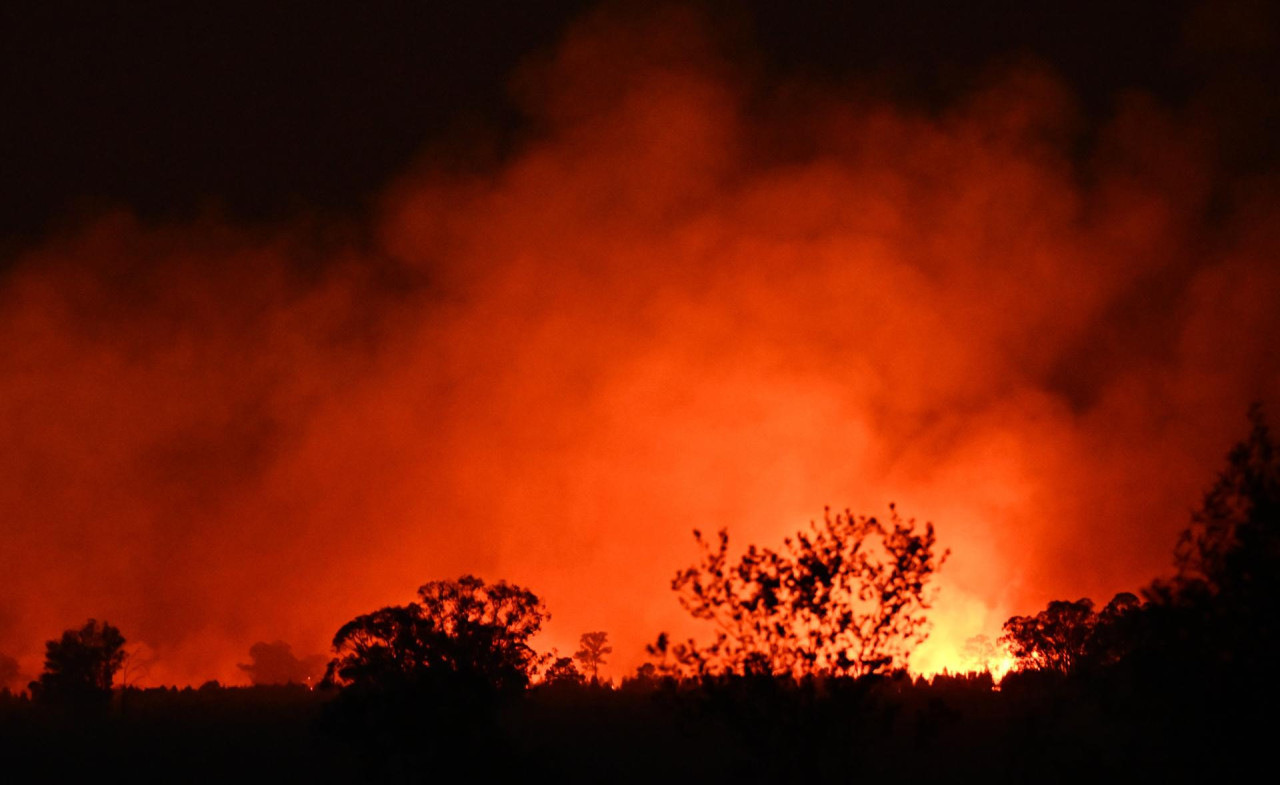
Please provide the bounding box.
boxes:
[2,7,1278,686]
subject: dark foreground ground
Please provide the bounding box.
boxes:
[0,669,1270,785]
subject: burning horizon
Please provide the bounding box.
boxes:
[1,5,1278,687]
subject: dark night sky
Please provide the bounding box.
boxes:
[6,0,1274,249]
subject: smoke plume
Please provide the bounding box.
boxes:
[1,5,1277,682]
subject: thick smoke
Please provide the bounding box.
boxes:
[1,6,1276,682]
[238,641,327,686]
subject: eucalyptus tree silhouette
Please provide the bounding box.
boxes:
[32,619,126,704]
[651,504,947,678]
[324,575,548,695]
[1000,598,1096,675]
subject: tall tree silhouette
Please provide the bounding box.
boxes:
[574,631,611,682]
[33,619,126,703]
[652,504,947,678]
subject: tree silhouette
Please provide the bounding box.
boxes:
[652,504,947,678]
[117,640,159,689]
[574,631,611,682]
[324,575,548,695]
[33,619,126,703]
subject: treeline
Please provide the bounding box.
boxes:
[0,660,1263,783]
